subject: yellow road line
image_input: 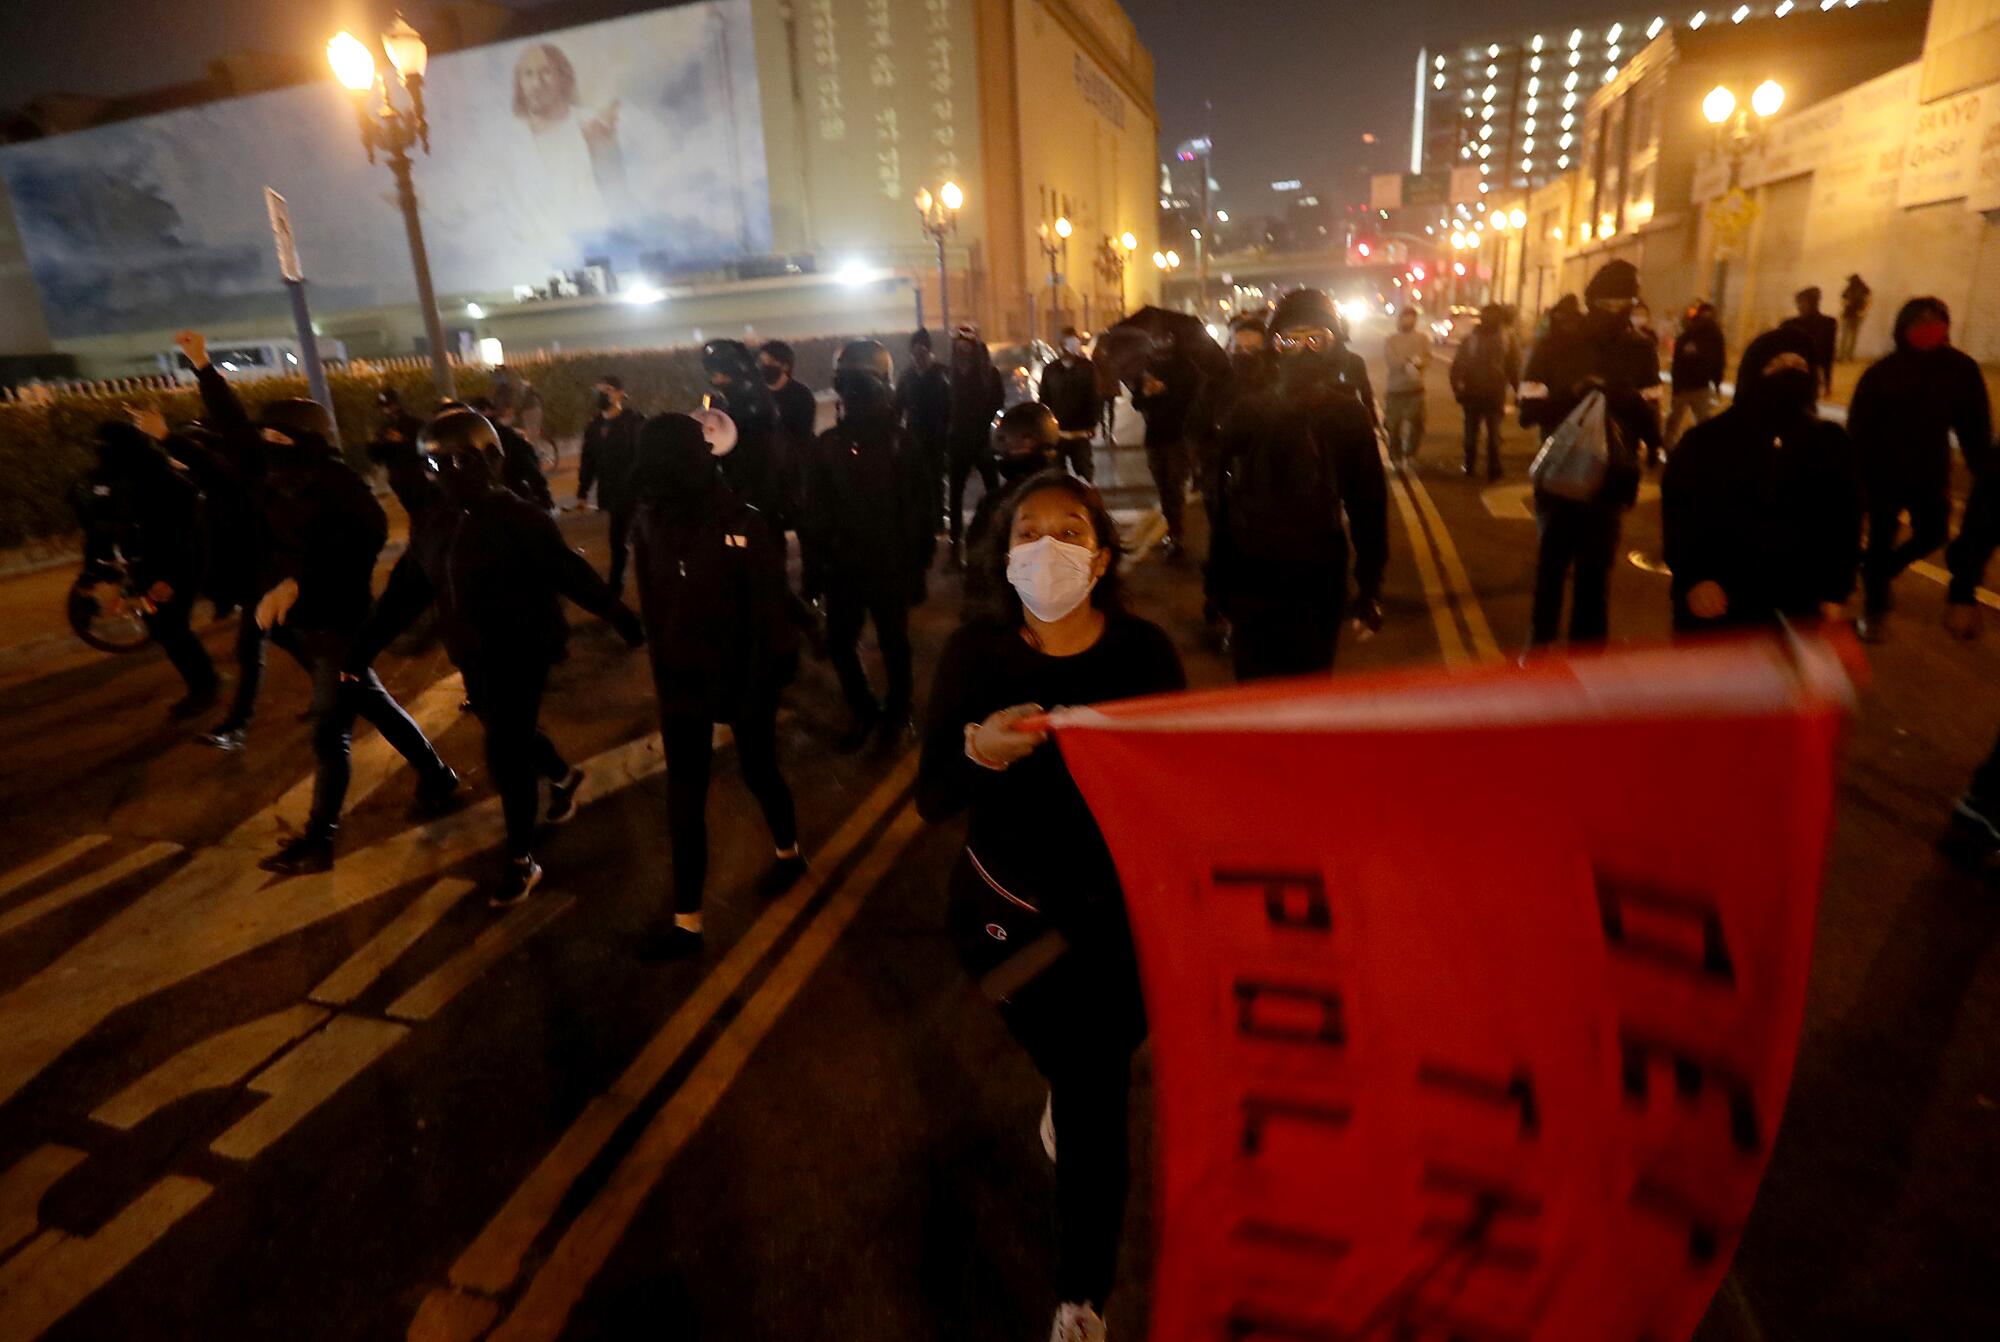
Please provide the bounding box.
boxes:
[1399,468,1504,661]
[1386,468,1468,664]
[486,805,929,1342]
[1911,559,2000,610]
[422,751,921,1315]
[0,836,109,903]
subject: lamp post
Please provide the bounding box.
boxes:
[329,21,453,399]
[915,181,963,337]
[1702,79,1784,323]
[1098,231,1137,321]
[1037,211,1072,341]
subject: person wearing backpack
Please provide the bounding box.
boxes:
[1519,260,1663,648]
[1207,288,1388,680]
[1450,305,1519,481]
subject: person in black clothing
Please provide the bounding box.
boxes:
[758,340,819,448]
[577,374,646,596]
[961,402,1065,611]
[1039,327,1103,482]
[1518,259,1663,648]
[898,328,954,527]
[165,415,267,749]
[1128,344,1198,559]
[1939,463,2000,844]
[1331,314,1381,437]
[1662,326,1861,634]
[1666,301,1727,455]
[1839,274,1872,363]
[373,388,425,449]
[947,324,1007,566]
[180,330,460,875]
[800,340,937,752]
[704,338,790,525]
[354,409,644,906]
[72,418,216,718]
[1848,295,1993,642]
[1783,286,1840,399]
[1207,287,1389,680]
[467,396,555,511]
[630,411,806,959]
[1192,316,1276,539]
[918,472,1185,1342]
[1450,304,1519,480]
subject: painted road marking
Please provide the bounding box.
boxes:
[386,896,575,1022]
[1481,479,1659,521]
[310,879,478,1008]
[0,842,183,941]
[1387,468,1468,665]
[1400,469,1503,661]
[0,1146,87,1258]
[92,1003,330,1132]
[0,1174,212,1339]
[483,806,930,1342]
[413,751,922,1334]
[1912,558,2000,610]
[210,1014,409,1161]
[0,836,110,903]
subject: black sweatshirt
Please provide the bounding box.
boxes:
[918,613,1185,936]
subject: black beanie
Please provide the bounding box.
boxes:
[1585,260,1640,305]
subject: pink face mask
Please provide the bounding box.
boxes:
[1907,318,1950,351]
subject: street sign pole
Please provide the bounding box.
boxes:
[264,188,339,451]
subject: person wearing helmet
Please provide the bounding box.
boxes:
[629,411,808,958]
[800,339,938,752]
[1207,288,1388,679]
[351,408,643,906]
[946,324,1006,567]
[703,338,791,525]
[467,394,555,511]
[960,402,1064,610]
[576,374,645,596]
[180,330,460,875]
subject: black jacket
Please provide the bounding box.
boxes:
[578,407,646,512]
[631,488,799,720]
[170,430,262,605]
[898,363,952,450]
[1670,317,1727,393]
[1520,309,1662,507]
[357,479,636,672]
[799,409,936,598]
[948,349,1006,448]
[496,423,554,511]
[772,378,818,446]
[1039,355,1102,433]
[1129,351,1199,447]
[1782,311,1839,387]
[73,437,205,596]
[1848,300,1992,501]
[1662,333,1861,631]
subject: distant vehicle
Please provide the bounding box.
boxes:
[156,337,346,382]
[1430,305,1480,346]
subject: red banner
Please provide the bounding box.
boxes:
[1052,636,1856,1341]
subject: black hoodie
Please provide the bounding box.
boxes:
[1848,298,1991,498]
[1662,327,1861,631]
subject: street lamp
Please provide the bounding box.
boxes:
[1702,78,1785,322]
[1036,210,1072,339]
[915,181,964,336]
[1098,231,1138,319]
[329,19,454,399]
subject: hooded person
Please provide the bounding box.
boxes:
[576,373,646,595]
[180,329,459,875]
[1382,303,1432,463]
[1662,326,1861,633]
[703,337,791,526]
[946,324,1007,565]
[349,408,643,907]
[1126,334,1201,559]
[1517,258,1663,648]
[897,327,954,525]
[1450,303,1520,480]
[1206,287,1389,680]
[1038,326,1103,482]
[800,339,938,752]
[71,419,215,717]
[1666,301,1727,453]
[1782,286,1839,397]
[1847,296,1993,640]
[629,411,806,959]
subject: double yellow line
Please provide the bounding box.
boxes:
[411,752,929,1342]
[1384,453,1504,665]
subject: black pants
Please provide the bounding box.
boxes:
[1970,727,2000,807]
[1862,489,1951,613]
[1145,438,1189,542]
[146,594,216,700]
[949,440,998,543]
[661,705,797,914]
[826,583,913,721]
[465,659,569,859]
[275,628,451,840]
[219,612,265,729]
[606,503,637,596]
[1461,400,1504,474]
[995,932,1143,1309]
[1229,590,1345,681]
[1059,433,1095,483]
[916,434,950,529]
[1531,493,1622,647]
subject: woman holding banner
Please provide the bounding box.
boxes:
[918,472,1184,1342]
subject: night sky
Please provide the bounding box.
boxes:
[4,0,1647,215]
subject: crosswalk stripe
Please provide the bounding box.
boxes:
[310,879,478,1008]
[0,842,183,941]
[91,1004,330,1132]
[0,836,109,903]
[385,896,575,1023]
[209,1015,409,1162]
[0,1174,212,1340]
[0,1146,87,1260]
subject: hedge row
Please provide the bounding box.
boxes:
[0,334,900,550]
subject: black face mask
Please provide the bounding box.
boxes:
[1278,348,1340,392]
[761,364,785,386]
[1754,368,1819,418]
[833,370,894,421]
[595,392,614,412]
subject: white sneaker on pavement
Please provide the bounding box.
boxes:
[1039,1090,1057,1163]
[1049,1302,1107,1342]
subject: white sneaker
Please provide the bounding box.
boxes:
[1049,1301,1107,1342]
[1039,1091,1057,1163]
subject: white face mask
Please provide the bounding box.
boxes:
[1007,535,1098,622]
[1063,336,1084,356]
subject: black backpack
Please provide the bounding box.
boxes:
[1222,399,1347,570]
[1457,330,1510,402]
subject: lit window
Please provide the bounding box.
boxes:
[1732,4,1750,21]
[1562,113,1575,127]
[1435,74,1446,88]
[1569,50,1581,65]
[1568,28,1583,47]
[1566,72,1579,90]
[1647,17,1666,39]
[1527,97,1539,112]
[1487,64,1499,78]
[1776,0,1794,12]
[1523,136,1535,150]
[1488,43,1500,57]
[1531,56,1543,72]
[1481,124,1493,139]
[1479,144,1492,157]
[1560,132,1573,147]
[1481,105,1495,120]
[1436,54,1447,68]
[1532,34,1545,52]
[1528,77,1540,94]
[1608,45,1620,60]
[1607,22,1623,42]
[1558,154,1570,167]
[1691,10,1706,28]
[1606,67,1619,80]
[1523,158,1534,171]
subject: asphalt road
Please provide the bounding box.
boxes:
[0,376,1995,1341]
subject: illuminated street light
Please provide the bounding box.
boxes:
[1752,79,1786,117]
[1165,249,1182,268]
[916,180,965,334]
[1703,85,1738,125]
[1054,215,1073,240]
[327,32,377,92]
[1120,230,1138,252]
[1509,207,1528,229]
[940,180,964,211]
